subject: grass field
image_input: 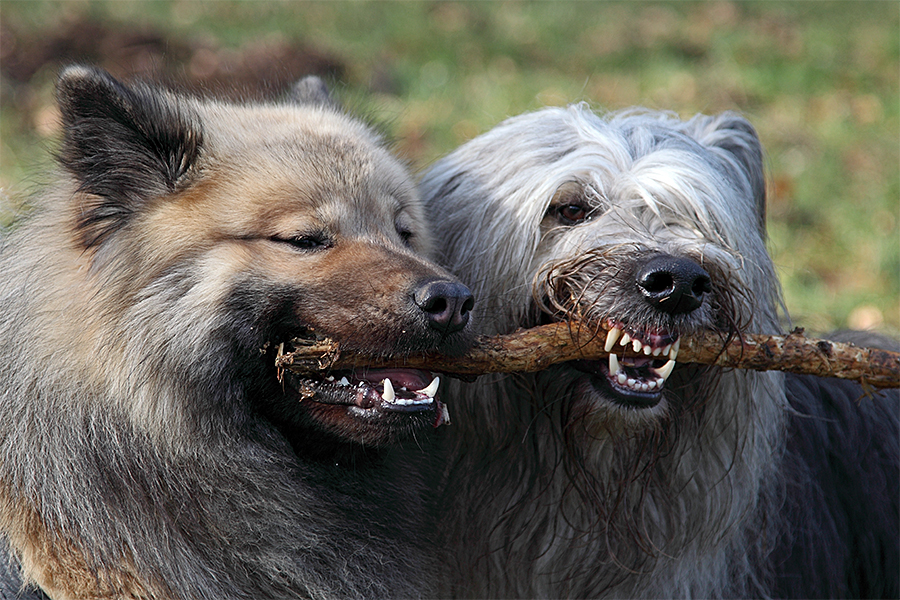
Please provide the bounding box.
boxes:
[1,0,897,335]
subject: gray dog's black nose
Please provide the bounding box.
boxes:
[415,280,474,334]
[636,254,712,315]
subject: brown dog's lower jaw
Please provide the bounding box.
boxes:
[285,369,448,423]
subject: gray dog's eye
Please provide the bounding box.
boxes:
[548,181,593,225]
[558,203,588,224]
[397,227,414,246]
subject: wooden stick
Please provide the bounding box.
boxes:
[275,322,900,389]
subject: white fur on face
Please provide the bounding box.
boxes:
[421,104,782,338]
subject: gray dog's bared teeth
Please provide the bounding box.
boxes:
[605,325,680,392]
[604,325,679,361]
[604,327,621,352]
[651,359,676,381]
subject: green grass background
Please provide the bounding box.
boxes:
[2,1,897,335]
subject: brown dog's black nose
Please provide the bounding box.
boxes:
[415,280,474,334]
[636,254,711,315]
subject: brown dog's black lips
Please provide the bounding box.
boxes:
[284,368,443,413]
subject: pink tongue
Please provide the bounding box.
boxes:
[353,368,431,391]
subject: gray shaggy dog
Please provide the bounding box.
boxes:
[0,66,473,599]
[420,104,899,599]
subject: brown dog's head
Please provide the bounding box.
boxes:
[51,66,474,449]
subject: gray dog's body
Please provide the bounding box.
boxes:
[421,105,898,598]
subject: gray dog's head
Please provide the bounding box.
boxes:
[422,105,783,426]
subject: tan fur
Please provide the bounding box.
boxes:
[0,67,472,599]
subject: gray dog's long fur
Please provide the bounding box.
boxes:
[421,104,898,598]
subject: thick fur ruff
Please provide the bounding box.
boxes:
[421,104,899,598]
[0,67,474,599]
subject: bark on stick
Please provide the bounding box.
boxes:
[275,322,900,389]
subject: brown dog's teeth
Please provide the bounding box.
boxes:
[381,378,395,402]
[418,376,440,398]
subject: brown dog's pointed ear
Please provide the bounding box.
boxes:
[56,65,203,247]
[289,75,338,109]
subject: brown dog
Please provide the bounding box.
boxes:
[0,66,472,599]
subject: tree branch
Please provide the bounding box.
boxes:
[275,322,900,389]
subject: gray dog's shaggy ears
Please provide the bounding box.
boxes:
[684,112,767,232]
[290,75,338,109]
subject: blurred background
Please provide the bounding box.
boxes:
[1,0,897,335]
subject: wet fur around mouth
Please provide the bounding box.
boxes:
[532,245,745,413]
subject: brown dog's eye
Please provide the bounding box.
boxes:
[397,227,414,246]
[275,233,333,252]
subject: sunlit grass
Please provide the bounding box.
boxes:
[2,0,897,333]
